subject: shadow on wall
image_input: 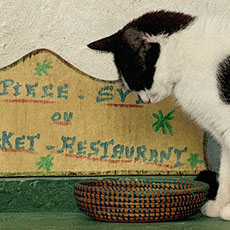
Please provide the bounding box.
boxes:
[207,135,221,174]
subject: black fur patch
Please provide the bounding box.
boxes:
[113,11,195,91]
[124,10,196,36]
[114,41,160,91]
[195,170,218,200]
[217,56,230,104]
[88,10,196,92]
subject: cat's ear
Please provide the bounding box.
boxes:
[87,33,117,52]
[122,28,148,52]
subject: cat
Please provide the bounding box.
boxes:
[88,10,230,221]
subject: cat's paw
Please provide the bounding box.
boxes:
[149,93,167,104]
[138,90,150,103]
[138,89,169,104]
[148,83,171,104]
[201,200,220,218]
[220,203,230,221]
[148,89,169,104]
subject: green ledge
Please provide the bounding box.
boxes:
[0,176,193,212]
[0,176,229,230]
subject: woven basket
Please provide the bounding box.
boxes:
[75,178,209,222]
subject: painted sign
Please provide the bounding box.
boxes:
[0,49,208,176]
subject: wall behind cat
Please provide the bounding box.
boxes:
[0,0,229,81]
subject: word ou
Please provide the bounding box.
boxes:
[51,112,73,122]
[56,137,187,168]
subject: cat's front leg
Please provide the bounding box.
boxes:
[220,203,230,221]
[201,145,230,220]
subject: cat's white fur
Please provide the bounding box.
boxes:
[139,15,230,220]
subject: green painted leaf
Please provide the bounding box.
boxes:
[34,60,53,77]
[152,109,175,136]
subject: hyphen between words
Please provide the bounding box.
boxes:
[0,79,145,103]
[0,131,188,167]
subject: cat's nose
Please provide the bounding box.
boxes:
[138,90,150,103]
[142,98,150,103]
[144,99,151,104]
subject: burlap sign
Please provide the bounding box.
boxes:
[0,49,208,176]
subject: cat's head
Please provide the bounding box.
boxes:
[88,28,160,102]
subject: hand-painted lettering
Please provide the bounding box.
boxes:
[0,131,14,149]
[135,145,147,161]
[77,140,87,155]
[42,84,54,98]
[96,85,114,103]
[111,144,124,159]
[27,134,40,151]
[57,136,76,153]
[0,129,195,169]
[100,139,114,159]
[125,146,135,159]
[51,112,73,122]
[149,149,158,163]
[26,83,38,97]
[0,78,69,100]
[160,147,173,163]
[174,147,187,167]
[116,88,131,102]
[88,140,101,158]
[57,84,68,99]
[0,79,14,95]
[13,82,22,96]
[15,135,25,150]
[0,131,40,151]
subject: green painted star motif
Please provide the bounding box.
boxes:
[36,154,54,172]
[152,109,175,136]
[187,153,204,169]
[34,60,53,76]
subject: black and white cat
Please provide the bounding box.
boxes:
[88,10,230,220]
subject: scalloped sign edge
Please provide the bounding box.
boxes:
[0,49,210,176]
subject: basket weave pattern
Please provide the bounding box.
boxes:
[75,179,209,222]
